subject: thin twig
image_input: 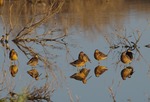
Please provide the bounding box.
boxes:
[108,87,116,102]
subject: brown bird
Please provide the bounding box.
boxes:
[27,68,39,80]
[78,51,91,63]
[120,49,133,64]
[9,49,18,61]
[70,59,86,70]
[121,66,134,80]
[27,55,38,68]
[70,68,90,84]
[94,65,108,77]
[79,68,91,78]
[94,49,107,64]
[9,65,18,77]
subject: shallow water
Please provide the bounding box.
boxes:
[0,0,150,102]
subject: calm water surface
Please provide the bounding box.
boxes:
[0,1,150,102]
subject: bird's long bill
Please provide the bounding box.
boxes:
[86,75,92,81]
[82,79,87,84]
[70,74,76,79]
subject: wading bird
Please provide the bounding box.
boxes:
[78,51,91,63]
[120,49,133,64]
[70,59,86,71]
[9,65,18,77]
[9,49,18,64]
[70,68,90,84]
[121,66,134,80]
[27,55,38,68]
[94,65,108,77]
[94,49,107,64]
[27,68,39,80]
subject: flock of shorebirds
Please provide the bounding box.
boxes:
[9,49,39,80]
[70,49,134,84]
[0,34,40,80]
[8,47,134,83]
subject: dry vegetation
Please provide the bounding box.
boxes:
[0,0,150,102]
[0,0,66,101]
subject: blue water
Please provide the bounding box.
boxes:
[0,1,150,102]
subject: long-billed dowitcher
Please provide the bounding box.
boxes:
[9,65,18,77]
[9,49,18,64]
[94,49,107,64]
[70,68,90,84]
[27,68,39,80]
[120,49,133,64]
[9,49,18,61]
[94,65,108,77]
[121,66,134,80]
[70,59,86,70]
[78,51,91,63]
[27,55,38,68]
[79,68,91,78]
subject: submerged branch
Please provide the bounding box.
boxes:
[13,33,67,44]
[108,87,116,102]
[15,0,65,39]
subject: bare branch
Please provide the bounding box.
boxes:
[108,87,116,102]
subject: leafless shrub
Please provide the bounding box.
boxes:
[0,82,54,102]
[106,26,146,66]
[0,0,67,101]
[26,82,54,102]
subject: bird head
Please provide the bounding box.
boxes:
[95,49,99,53]
[35,55,38,58]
